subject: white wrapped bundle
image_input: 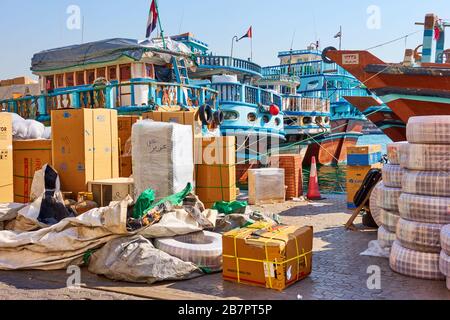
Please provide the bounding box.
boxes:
[402,170,450,197]
[369,182,382,227]
[387,142,407,165]
[407,116,450,144]
[43,126,52,140]
[442,225,450,255]
[374,182,402,212]
[390,241,445,280]
[380,209,400,233]
[132,120,194,200]
[248,168,285,205]
[378,226,396,248]
[382,164,404,188]
[400,143,450,171]
[396,218,443,253]
[25,119,45,139]
[439,251,450,278]
[398,193,450,224]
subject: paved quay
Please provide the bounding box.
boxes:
[0,194,449,300]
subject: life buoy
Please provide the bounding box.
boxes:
[213,110,224,126]
[322,46,337,64]
[199,104,213,125]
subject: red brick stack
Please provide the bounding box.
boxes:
[270,154,303,199]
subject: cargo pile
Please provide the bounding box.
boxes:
[389,116,450,281]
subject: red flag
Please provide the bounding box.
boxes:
[146,0,158,38]
[434,26,441,41]
[238,26,252,41]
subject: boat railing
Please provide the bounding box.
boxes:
[210,82,282,107]
[197,55,262,76]
[282,95,330,113]
[262,60,353,78]
[0,81,218,120]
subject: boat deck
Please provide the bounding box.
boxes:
[0,194,448,300]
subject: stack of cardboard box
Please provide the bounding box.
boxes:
[0,113,13,203]
[195,137,236,208]
[118,115,141,177]
[270,154,303,199]
[143,110,203,139]
[346,145,382,209]
[51,109,119,196]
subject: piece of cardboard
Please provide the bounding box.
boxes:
[223,225,313,291]
[13,139,52,203]
[195,137,236,165]
[51,109,119,195]
[0,113,13,202]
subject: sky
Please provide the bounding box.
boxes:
[0,0,449,79]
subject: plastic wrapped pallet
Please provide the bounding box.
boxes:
[400,143,450,171]
[442,225,450,255]
[380,209,400,233]
[132,120,194,200]
[382,164,404,188]
[398,193,450,224]
[374,182,402,212]
[402,170,450,197]
[248,168,285,205]
[389,241,445,280]
[369,182,382,227]
[378,226,396,248]
[387,142,407,165]
[396,218,443,253]
[407,116,450,144]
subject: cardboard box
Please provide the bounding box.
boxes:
[347,145,382,166]
[346,163,382,208]
[0,113,13,202]
[118,116,141,177]
[195,137,235,165]
[13,139,52,203]
[88,178,134,207]
[270,154,303,199]
[120,155,133,178]
[223,224,313,291]
[51,109,119,195]
[347,145,382,155]
[143,110,203,138]
[196,164,236,208]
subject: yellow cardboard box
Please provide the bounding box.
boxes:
[347,145,382,155]
[13,139,52,203]
[0,113,13,203]
[51,109,119,195]
[346,163,382,206]
[223,224,313,291]
[195,137,236,165]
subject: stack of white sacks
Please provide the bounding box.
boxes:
[389,116,449,282]
[372,142,405,250]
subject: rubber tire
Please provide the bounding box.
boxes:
[378,226,396,249]
[199,105,213,125]
[441,225,450,256]
[387,142,407,165]
[390,241,445,280]
[402,169,450,197]
[380,209,400,233]
[374,182,402,212]
[213,110,224,126]
[322,46,337,64]
[398,193,450,224]
[382,164,404,188]
[407,116,450,144]
[362,211,378,228]
[396,218,444,253]
[400,143,450,171]
[369,182,383,227]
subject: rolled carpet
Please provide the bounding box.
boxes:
[380,209,400,233]
[407,116,450,144]
[369,182,382,227]
[382,164,404,188]
[378,226,396,249]
[440,251,450,277]
[398,193,450,224]
[389,241,445,280]
[400,143,450,171]
[387,142,407,165]
[374,182,402,212]
[441,225,450,256]
[396,218,443,253]
[402,170,450,197]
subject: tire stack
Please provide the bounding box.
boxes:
[390,116,449,281]
[440,225,450,290]
[374,142,405,249]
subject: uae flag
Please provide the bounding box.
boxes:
[238,26,253,41]
[146,0,158,38]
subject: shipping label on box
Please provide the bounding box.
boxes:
[0,113,13,202]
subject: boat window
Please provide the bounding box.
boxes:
[247,113,257,122]
[275,117,281,126]
[315,116,322,125]
[303,117,313,125]
[120,64,132,81]
[306,80,319,90]
[56,74,64,88]
[262,115,270,124]
[108,66,117,80]
[45,75,55,91]
[96,67,106,78]
[76,71,85,86]
[223,111,239,120]
[66,73,75,87]
[86,69,95,84]
[146,64,155,78]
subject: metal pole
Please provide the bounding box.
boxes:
[154,0,167,49]
[231,36,238,58]
[250,37,253,61]
[339,26,342,50]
